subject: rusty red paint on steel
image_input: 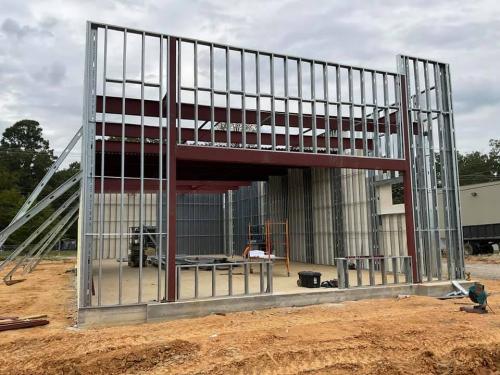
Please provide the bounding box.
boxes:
[95,142,406,172]
[95,96,416,134]
[176,145,407,172]
[93,178,250,193]
[94,136,372,154]
[96,122,374,151]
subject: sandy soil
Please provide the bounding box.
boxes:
[0,260,499,374]
[466,254,500,265]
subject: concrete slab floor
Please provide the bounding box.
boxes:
[91,257,409,306]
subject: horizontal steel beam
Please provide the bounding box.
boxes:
[94,178,251,193]
[96,97,413,134]
[176,145,408,171]
[96,123,374,151]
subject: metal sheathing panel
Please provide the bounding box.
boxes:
[176,193,224,255]
[287,169,307,263]
[267,175,289,258]
[331,168,345,260]
[91,193,224,259]
[311,168,336,265]
[302,169,314,263]
[341,169,371,257]
[231,182,266,254]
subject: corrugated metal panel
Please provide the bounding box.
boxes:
[267,175,288,258]
[311,168,335,265]
[287,169,307,263]
[93,193,224,259]
[231,182,265,254]
[341,169,371,257]
[176,193,224,255]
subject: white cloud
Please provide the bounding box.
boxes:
[0,0,499,155]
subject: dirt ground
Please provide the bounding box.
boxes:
[0,260,499,374]
[466,254,500,265]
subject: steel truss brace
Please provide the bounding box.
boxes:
[0,171,82,246]
[0,127,82,249]
[3,205,79,283]
[25,213,79,275]
[0,190,80,273]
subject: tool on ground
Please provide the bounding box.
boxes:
[459,282,489,314]
[437,280,469,300]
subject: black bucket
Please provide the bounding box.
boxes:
[297,271,322,288]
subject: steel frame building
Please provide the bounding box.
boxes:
[58,20,461,312]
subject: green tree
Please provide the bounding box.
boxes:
[0,120,55,196]
[0,120,60,246]
[431,140,499,187]
[457,151,494,185]
[488,139,500,177]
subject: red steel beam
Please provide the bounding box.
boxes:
[96,122,374,150]
[95,137,371,154]
[96,96,411,134]
[94,178,247,193]
[177,180,251,189]
[176,145,407,171]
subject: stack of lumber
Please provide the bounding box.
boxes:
[0,315,49,332]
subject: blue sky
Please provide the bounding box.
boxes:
[0,0,499,160]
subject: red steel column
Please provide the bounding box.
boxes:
[167,37,177,301]
[400,74,419,283]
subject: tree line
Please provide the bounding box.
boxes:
[0,120,79,246]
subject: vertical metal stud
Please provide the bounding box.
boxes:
[244,262,250,295]
[190,265,197,299]
[381,257,387,285]
[368,257,375,286]
[228,264,233,296]
[348,67,355,155]
[284,57,290,151]
[336,66,343,154]
[298,59,304,152]
[311,61,317,153]
[323,63,330,154]
[393,257,399,284]
[225,46,231,147]
[270,54,276,150]
[241,50,246,148]
[356,258,362,286]
[212,264,216,297]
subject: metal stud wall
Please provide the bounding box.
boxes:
[399,56,464,281]
[176,37,403,157]
[77,21,464,309]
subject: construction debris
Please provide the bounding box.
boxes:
[437,280,469,300]
[0,315,49,332]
